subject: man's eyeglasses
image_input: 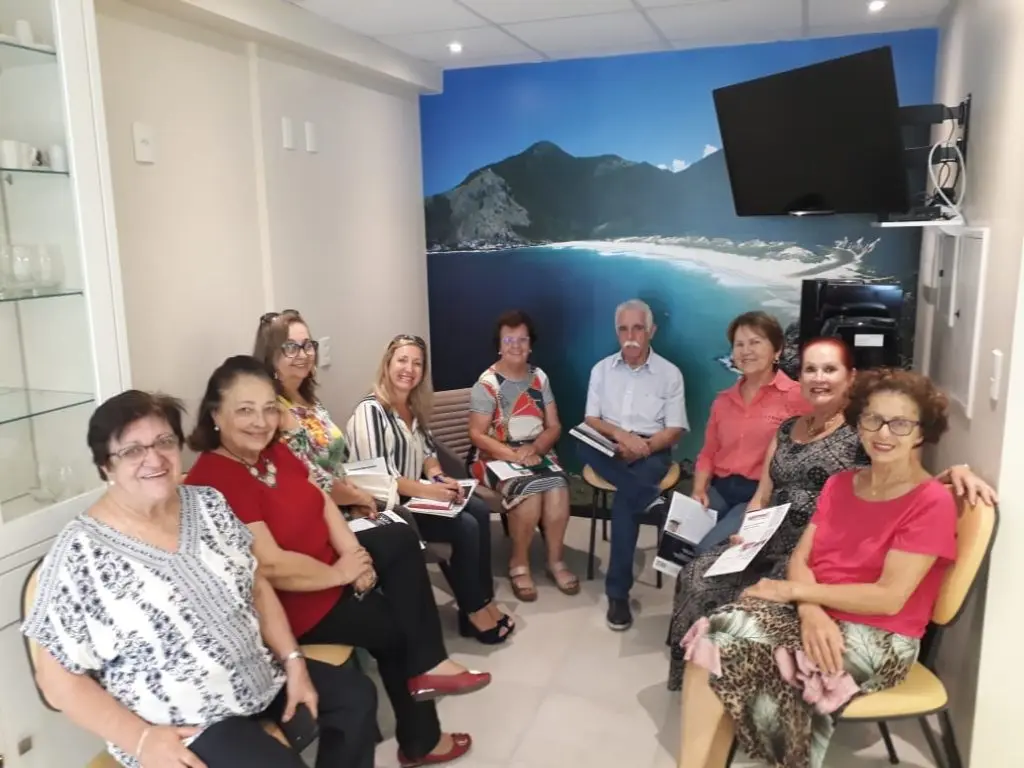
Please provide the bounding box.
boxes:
[260,309,300,325]
[858,412,919,437]
[390,334,426,350]
[112,434,181,463]
[281,339,319,358]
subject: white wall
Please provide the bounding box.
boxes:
[95,0,430,425]
[255,50,430,420]
[914,0,1024,763]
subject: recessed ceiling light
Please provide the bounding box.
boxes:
[868,0,887,12]
[448,41,463,54]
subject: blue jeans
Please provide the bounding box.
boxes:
[695,474,758,554]
[414,495,495,614]
[578,443,672,601]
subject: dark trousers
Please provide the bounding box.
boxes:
[300,523,446,761]
[577,443,672,601]
[415,495,495,614]
[189,658,377,768]
[695,474,759,553]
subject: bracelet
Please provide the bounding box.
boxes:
[283,649,304,664]
[135,726,152,759]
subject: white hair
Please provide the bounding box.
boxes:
[615,299,654,331]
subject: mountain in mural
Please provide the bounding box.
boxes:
[423,140,917,276]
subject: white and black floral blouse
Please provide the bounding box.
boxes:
[21,485,286,767]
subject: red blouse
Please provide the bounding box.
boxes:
[808,471,958,638]
[695,371,809,481]
[186,442,342,638]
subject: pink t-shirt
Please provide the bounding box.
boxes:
[808,471,958,638]
[695,370,809,481]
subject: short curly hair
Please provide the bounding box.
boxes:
[844,367,949,445]
[493,309,537,353]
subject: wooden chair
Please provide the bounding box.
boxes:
[581,462,681,586]
[21,559,355,766]
[725,494,998,768]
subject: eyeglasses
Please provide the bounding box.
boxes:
[501,336,530,347]
[112,434,181,463]
[858,412,919,437]
[260,309,300,325]
[281,339,319,358]
[390,334,426,350]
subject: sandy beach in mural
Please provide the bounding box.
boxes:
[551,238,870,292]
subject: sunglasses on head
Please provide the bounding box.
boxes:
[260,309,300,325]
[390,334,426,349]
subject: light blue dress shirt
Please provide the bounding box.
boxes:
[585,349,689,436]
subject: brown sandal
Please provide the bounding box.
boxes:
[508,565,538,602]
[545,561,581,595]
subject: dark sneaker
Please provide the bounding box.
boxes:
[606,598,633,631]
[645,495,667,514]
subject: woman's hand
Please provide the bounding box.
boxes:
[742,578,796,604]
[511,445,542,466]
[334,547,373,585]
[436,475,466,502]
[352,567,378,595]
[421,482,460,503]
[944,465,998,506]
[283,656,319,722]
[798,605,846,676]
[138,725,206,768]
[691,488,710,508]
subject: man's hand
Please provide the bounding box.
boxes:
[617,432,650,462]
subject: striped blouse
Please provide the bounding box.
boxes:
[345,395,437,481]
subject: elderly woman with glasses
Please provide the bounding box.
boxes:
[345,333,513,645]
[467,310,577,602]
[22,390,379,768]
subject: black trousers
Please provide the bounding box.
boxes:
[300,523,447,761]
[413,495,495,614]
[189,658,377,768]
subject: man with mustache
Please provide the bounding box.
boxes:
[582,299,688,631]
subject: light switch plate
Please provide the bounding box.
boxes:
[304,120,317,153]
[319,336,331,368]
[131,122,155,164]
[281,117,295,150]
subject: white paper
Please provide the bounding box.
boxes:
[406,479,479,517]
[342,457,389,475]
[653,493,719,578]
[702,503,791,578]
[569,423,617,456]
[486,460,533,482]
[854,333,884,348]
[347,510,426,549]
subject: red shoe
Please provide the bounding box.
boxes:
[407,670,491,701]
[398,733,472,767]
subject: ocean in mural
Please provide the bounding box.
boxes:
[421,31,937,469]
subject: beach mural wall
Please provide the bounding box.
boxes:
[420,29,938,469]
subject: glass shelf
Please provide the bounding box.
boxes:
[0,388,94,427]
[1,166,68,177]
[0,288,83,304]
[0,37,57,68]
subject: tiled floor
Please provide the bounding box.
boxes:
[369,516,940,768]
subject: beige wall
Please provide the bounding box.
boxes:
[914,0,1024,763]
[95,0,430,424]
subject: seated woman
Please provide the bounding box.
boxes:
[466,310,577,602]
[185,356,488,768]
[254,309,378,516]
[345,334,512,644]
[677,368,960,768]
[667,338,995,691]
[22,390,378,768]
[691,311,808,552]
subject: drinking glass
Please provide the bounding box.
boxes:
[10,244,35,294]
[32,245,64,291]
[0,244,13,297]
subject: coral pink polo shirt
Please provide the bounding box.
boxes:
[809,471,958,638]
[695,370,810,481]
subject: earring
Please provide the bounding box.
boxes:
[214,425,220,432]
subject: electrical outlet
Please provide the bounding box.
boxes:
[319,336,331,368]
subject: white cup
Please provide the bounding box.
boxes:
[14,20,33,46]
[0,140,20,169]
[19,143,38,168]
[48,144,67,172]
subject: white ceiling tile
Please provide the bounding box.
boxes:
[649,0,804,38]
[379,25,533,62]
[296,0,485,36]
[633,0,724,7]
[459,0,635,24]
[505,11,661,55]
[809,0,949,27]
[671,29,803,51]
[443,51,547,69]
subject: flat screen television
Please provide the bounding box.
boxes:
[712,47,910,217]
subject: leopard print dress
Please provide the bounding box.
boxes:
[667,418,868,690]
[692,599,918,768]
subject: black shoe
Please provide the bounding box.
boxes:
[606,598,633,631]
[645,495,667,514]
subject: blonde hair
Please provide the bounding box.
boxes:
[374,334,433,427]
